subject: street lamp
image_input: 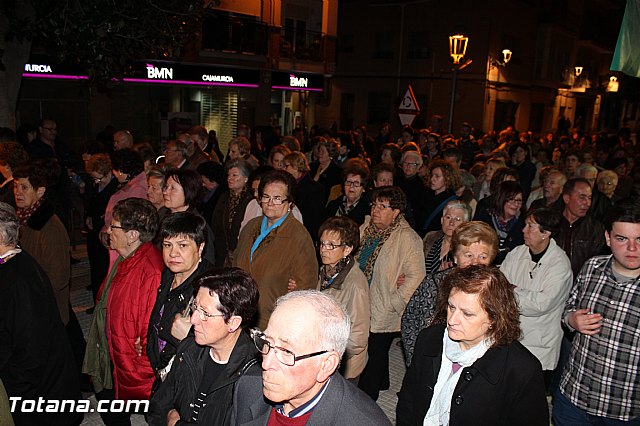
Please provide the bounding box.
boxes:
[448,33,470,133]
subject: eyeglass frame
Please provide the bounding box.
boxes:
[260,194,289,205]
[506,197,523,205]
[344,180,363,188]
[252,330,329,367]
[189,300,225,321]
[370,202,394,210]
[317,241,347,250]
[109,224,126,231]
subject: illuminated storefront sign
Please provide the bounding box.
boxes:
[271,71,323,92]
[23,60,260,88]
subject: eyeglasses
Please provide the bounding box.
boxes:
[109,224,125,231]
[317,241,346,250]
[189,301,225,321]
[41,126,57,131]
[506,198,523,205]
[370,202,393,210]
[344,180,362,188]
[260,195,288,205]
[443,214,464,223]
[93,175,105,184]
[402,162,419,167]
[252,331,329,367]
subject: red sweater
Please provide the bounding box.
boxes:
[267,408,313,426]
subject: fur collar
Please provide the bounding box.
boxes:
[26,199,56,231]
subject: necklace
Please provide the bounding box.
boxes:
[0,247,22,264]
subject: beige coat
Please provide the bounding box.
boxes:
[234,214,318,330]
[318,263,370,379]
[360,217,425,333]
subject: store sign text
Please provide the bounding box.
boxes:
[146,64,173,79]
[24,64,52,73]
[202,74,234,82]
[289,75,308,88]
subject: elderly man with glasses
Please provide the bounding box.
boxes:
[233,290,391,425]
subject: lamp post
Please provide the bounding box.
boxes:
[448,33,469,134]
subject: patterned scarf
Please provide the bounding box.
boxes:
[227,189,245,233]
[319,255,353,290]
[357,215,402,284]
[16,197,44,226]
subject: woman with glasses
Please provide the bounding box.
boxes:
[499,208,572,387]
[323,161,371,226]
[85,153,119,302]
[474,180,525,265]
[234,170,318,330]
[101,149,149,270]
[422,200,472,276]
[212,159,254,267]
[356,186,426,401]
[83,198,162,425]
[148,267,259,425]
[146,212,210,388]
[289,216,370,381]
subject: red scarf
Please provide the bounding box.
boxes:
[16,197,44,226]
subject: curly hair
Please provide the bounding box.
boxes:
[428,159,462,193]
[0,142,29,171]
[318,139,340,160]
[431,264,521,348]
[112,197,159,243]
[318,216,360,252]
[370,186,407,213]
[86,153,112,175]
[0,202,19,246]
[284,151,310,174]
[194,267,259,328]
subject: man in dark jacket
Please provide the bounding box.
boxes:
[555,178,606,277]
[232,290,391,426]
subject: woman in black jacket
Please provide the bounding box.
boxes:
[397,265,548,426]
[146,211,210,386]
[148,267,259,425]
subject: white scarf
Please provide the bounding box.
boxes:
[423,329,491,426]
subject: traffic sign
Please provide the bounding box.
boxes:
[398,84,420,126]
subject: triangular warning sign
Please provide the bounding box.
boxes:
[398,85,420,113]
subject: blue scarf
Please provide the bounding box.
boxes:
[250,214,289,262]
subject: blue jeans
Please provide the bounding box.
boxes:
[553,389,640,425]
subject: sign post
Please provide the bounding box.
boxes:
[397,85,421,126]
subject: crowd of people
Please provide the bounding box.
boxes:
[0,118,639,426]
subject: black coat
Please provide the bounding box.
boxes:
[148,331,259,426]
[295,173,326,241]
[147,260,210,373]
[0,252,82,426]
[310,161,342,203]
[212,189,253,266]
[323,192,371,226]
[396,324,548,426]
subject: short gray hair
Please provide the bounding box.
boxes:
[0,202,20,246]
[274,290,351,357]
[443,200,472,222]
[577,163,598,176]
[225,158,253,177]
